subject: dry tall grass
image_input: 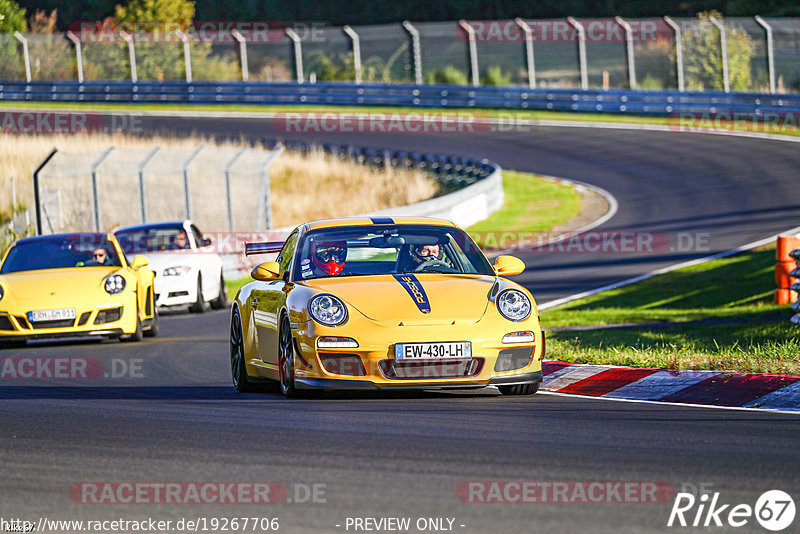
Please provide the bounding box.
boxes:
[0,134,437,228]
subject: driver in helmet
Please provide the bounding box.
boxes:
[310,241,347,276]
[411,243,441,265]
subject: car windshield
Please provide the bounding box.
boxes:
[116,225,191,253]
[293,224,494,280]
[0,234,123,274]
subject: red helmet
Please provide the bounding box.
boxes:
[312,241,347,275]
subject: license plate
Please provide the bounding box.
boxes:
[395,342,472,360]
[27,308,76,322]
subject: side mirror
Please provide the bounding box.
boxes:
[131,255,150,270]
[202,236,212,247]
[494,255,525,276]
[251,261,282,281]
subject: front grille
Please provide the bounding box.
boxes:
[14,316,29,329]
[168,291,189,297]
[319,353,366,376]
[494,347,534,372]
[77,311,92,326]
[94,307,122,325]
[0,315,14,331]
[31,319,75,329]
[379,358,484,380]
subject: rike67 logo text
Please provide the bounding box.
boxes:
[668,490,795,531]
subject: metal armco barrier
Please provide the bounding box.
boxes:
[1,81,800,117]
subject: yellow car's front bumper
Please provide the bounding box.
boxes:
[289,315,544,390]
[0,303,137,342]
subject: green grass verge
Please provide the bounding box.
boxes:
[468,171,581,248]
[541,245,800,374]
[3,101,799,138]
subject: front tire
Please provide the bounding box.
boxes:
[498,382,540,396]
[121,304,143,343]
[189,275,205,313]
[278,315,298,398]
[230,306,258,392]
[210,273,227,310]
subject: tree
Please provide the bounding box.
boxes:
[0,0,26,80]
[0,0,25,32]
[683,11,754,91]
[115,0,193,28]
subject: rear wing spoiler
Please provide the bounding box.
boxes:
[244,241,285,256]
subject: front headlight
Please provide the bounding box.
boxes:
[0,285,4,301]
[497,289,531,322]
[309,294,348,326]
[163,266,191,277]
[104,274,126,295]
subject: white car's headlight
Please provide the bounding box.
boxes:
[163,266,191,277]
[497,289,531,322]
[104,274,126,295]
[309,294,348,326]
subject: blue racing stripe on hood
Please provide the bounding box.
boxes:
[392,274,431,314]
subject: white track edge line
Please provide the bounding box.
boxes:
[537,390,800,415]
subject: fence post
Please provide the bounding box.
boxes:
[515,18,536,89]
[66,31,84,83]
[402,21,422,85]
[10,178,16,234]
[182,146,204,220]
[90,147,115,232]
[119,30,137,83]
[754,16,776,94]
[32,149,58,235]
[343,26,362,84]
[663,16,684,91]
[176,30,193,83]
[285,28,304,83]
[137,147,160,223]
[257,145,284,231]
[13,32,31,82]
[708,16,730,93]
[458,21,480,86]
[615,17,637,89]
[231,29,249,82]
[224,148,247,232]
[566,17,588,90]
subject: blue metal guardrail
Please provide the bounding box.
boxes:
[2,81,800,116]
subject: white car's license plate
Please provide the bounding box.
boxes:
[27,308,76,322]
[395,342,472,360]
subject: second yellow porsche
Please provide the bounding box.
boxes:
[230,217,544,397]
[0,232,158,346]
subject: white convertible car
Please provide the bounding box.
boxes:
[115,221,226,312]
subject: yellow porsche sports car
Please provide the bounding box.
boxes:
[230,217,544,397]
[0,233,158,347]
